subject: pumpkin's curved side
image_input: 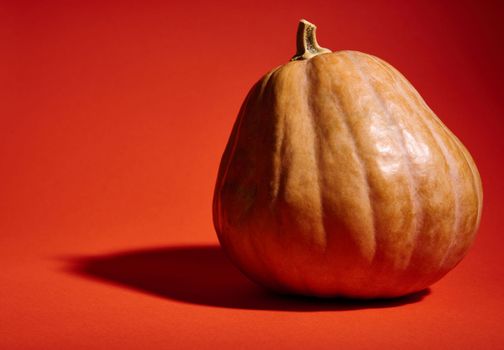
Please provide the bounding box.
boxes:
[212,68,291,293]
[361,52,482,284]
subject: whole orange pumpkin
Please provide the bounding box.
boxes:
[213,20,483,298]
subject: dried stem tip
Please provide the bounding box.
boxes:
[291,19,332,61]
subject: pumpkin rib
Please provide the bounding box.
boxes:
[358,55,427,268]
[412,91,482,230]
[348,52,420,269]
[371,57,465,271]
[216,70,281,291]
[270,69,287,204]
[423,103,481,225]
[248,67,289,288]
[213,80,259,235]
[412,108,465,269]
[325,54,378,262]
[274,61,327,250]
[267,62,328,293]
[452,139,483,228]
[454,140,482,223]
[412,92,480,267]
[305,61,328,249]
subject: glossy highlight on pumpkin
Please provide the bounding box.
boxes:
[213,20,483,298]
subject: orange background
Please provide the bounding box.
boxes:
[2,0,503,348]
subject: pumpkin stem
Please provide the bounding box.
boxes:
[291,19,332,61]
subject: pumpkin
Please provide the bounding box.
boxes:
[213,19,483,298]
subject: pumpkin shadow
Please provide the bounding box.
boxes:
[67,245,429,311]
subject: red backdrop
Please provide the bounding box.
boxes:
[2,0,503,348]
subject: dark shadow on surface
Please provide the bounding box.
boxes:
[66,245,430,311]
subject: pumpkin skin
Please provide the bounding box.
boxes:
[213,21,483,298]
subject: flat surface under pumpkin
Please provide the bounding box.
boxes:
[1,1,503,349]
